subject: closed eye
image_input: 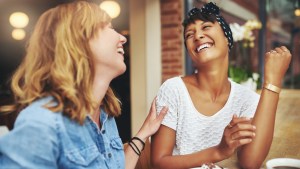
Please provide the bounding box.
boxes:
[184,31,194,39]
[201,22,213,30]
[203,26,211,30]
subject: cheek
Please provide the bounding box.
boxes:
[185,40,194,50]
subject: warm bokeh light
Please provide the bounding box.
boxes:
[9,12,29,28]
[295,9,300,16]
[12,29,26,40]
[244,19,262,30]
[100,1,121,19]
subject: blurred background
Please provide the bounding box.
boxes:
[1,0,300,143]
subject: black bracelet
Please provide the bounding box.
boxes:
[131,137,145,151]
[128,141,141,156]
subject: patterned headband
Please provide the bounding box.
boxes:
[187,2,233,50]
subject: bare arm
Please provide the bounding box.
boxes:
[151,116,255,169]
[125,98,168,169]
[238,46,292,169]
[151,125,222,169]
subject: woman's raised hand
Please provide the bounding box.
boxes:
[264,46,292,87]
[216,115,256,159]
[136,98,168,141]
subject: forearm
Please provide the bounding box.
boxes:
[125,133,148,169]
[124,146,140,169]
[238,89,279,168]
[152,146,224,169]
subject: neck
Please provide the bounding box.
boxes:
[91,75,112,127]
[92,75,112,106]
[194,70,230,102]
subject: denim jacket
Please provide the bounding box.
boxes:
[0,97,125,169]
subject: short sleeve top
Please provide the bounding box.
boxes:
[156,77,259,155]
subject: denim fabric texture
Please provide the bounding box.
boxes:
[0,97,125,169]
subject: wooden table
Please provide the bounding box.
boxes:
[217,89,300,168]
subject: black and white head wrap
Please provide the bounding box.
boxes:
[183,2,233,50]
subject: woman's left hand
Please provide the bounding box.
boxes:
[264,46,292,87]
[136,97,168,141]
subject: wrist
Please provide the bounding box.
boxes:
[135,132,148,143]
[263,83,281,94]
[213,146,227,162]
[127,136,146,156]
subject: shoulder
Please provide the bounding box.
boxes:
[161,76,182,86]
[159,76,184,91]
[15,96,62,127]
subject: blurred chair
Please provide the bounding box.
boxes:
[124,138,151,169]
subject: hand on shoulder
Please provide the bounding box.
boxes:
[136,97,168,141]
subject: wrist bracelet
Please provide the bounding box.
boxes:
[127,137,145,156]
[263,83,281,94]
[128,141,141,156]
[131,137,145,150]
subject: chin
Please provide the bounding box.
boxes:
[118,65,127,75]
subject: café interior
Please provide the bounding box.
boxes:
[0,0,299,168]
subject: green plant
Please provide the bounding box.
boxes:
[228,65,249,83]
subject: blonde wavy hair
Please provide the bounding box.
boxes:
[0,1,121,124]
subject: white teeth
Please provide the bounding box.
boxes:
[117,48,124,55]
[197,43,212,52]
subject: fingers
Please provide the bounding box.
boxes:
[149,97,168,121]
[150,96,157,111]
[227,115,252,129]
[231,138,253,148]
[266,46,290,55]
[226,116,256,137]
[231,130,255,140]
[224,116,256,150]
[156,106,168,122]
[264,46,292,85]
[229,122,256,133]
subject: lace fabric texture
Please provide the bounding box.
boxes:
[156,77,259,155]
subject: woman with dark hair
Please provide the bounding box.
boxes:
[151,2,291,169]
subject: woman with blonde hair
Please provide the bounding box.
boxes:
[0,1,167,168]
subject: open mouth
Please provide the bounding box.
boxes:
[196,43,213,53]
[117,48,125,55]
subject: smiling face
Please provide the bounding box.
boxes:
[184,19,229,66]
[89,23,127,78]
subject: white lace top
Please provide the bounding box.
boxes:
[156,77,260,155]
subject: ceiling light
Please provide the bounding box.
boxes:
[12,29,26,40]
[100,1,121,19]
[9,12,29,28]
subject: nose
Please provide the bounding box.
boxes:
[195,29,204,41]
[196,32,204,40]
[120,34,127,45]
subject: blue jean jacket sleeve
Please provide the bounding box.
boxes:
[0,119,59,168]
